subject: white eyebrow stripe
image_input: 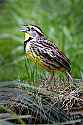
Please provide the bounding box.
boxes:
[32,26,42,33]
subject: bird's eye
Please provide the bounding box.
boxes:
[32,32,36,37]
[27,27,30,31]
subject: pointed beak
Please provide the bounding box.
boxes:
[20,26,27,32]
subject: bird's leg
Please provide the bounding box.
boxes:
[44,72,54,87]
[39,72,54,88]
[47,73,54,83]
[66,71,73,82]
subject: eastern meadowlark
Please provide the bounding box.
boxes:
[20,24,72,83]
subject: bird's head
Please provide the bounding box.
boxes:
[20,24,44,41]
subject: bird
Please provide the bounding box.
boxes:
[20,24,72,84]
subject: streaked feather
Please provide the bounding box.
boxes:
[26,37,71,72]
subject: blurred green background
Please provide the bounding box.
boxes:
[0,0,83,81]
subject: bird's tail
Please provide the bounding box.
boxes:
[66,71,73,81]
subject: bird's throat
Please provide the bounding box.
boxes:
[24,33,32,41]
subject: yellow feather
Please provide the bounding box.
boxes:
[26,51,43,64]
[24,33,32,41]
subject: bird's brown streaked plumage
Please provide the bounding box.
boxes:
[24,37,71,72]
[20,24,72,82]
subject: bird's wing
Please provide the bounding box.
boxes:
[32,40,71,72]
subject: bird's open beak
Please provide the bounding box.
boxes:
[20,26,27,32]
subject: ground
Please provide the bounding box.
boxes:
[0,80,83,124]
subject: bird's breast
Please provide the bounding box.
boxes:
[26,50,43,65]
